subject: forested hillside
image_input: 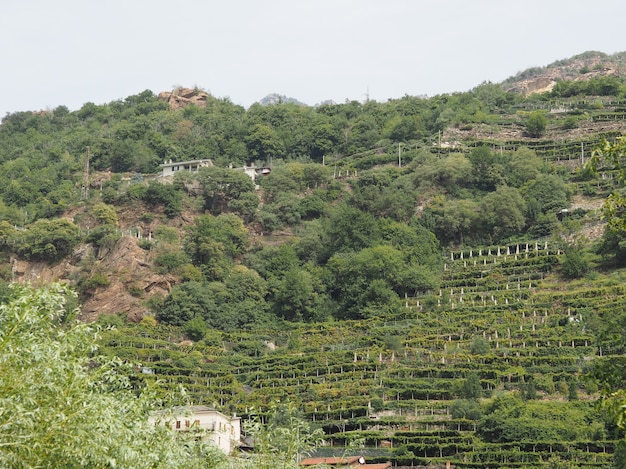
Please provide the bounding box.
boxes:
[3,51,626,468]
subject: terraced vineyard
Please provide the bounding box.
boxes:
[99,240,622,468]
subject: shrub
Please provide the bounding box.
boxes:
[91,202,118,226]
[470,336,490,355]
[525,111,547,138]
[450,399,482,420]
[561,116,579,130]
[17,219,81,262]
[153,251,191,274]
[86,224,121,249]
[184,317,208,341]
[560,246,590,278]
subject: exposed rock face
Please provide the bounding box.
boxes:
[258,93,307,106]
[12,235,176,323]
[504,51,624,96]
[81,236,176,322]
[506,76,557,95]
[158,87,210,110]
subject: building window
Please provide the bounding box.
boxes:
[175,421,181,429]
[194,419,200,427]
[185,420,191,428]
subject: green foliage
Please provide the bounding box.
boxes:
[78,271,111,297]
[450,399,483,420]
[259,162,332,203]
[477,394,598,443]
[421,195,479,245]
[560,245,591,278]
[157,280,217,326]
[273,267,328,322]
[458,372,483,399]
[184,213,248,279]
[16,218,81,262]
[157,265,271,331]
[383,334,403,352]
[2,78,625,467]
[551,75,624,98]
[154,225,179,244]
[0,284,224,469]
[522,174,570,220]
[470,336,490,355]
[198,166,258,216]
[184,316,208,341]
[85,223,121,250]
[143,181,182,218]
[479,185,527,242]
[507,146,543,187]
[414,154,467,190]
[91,202,118,226]
[242,403,324,468]
[525,111,548,138]
[324,204,380,255]
[561,115,580,130]
[153,250,192,275]
[468,146,505,191]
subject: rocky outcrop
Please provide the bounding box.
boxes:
[81,236,176,322]
[158,87,210,110]
[504,51,624,96]
[506,76,557,96]
[12,235,177,323]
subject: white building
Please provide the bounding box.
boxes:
[160,159,213,178]
[154,405,241,455]
[230,163,271,182]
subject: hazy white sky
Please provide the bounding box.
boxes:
[1,0,624,117]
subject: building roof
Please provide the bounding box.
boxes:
[166,405,240,420]
[299,456,361,466]
[159,158,212,167]
[299,456,391,468]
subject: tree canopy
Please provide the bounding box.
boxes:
[0,284,224,468]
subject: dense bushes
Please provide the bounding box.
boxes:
[16,218,81,262]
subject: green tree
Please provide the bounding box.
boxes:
[0,284,224,469]
[157,280,217,326]
[506,146,543,187]
[414,154,473,191]
[91,202,118,226]
[17,218,81,262]
[459,372,483,399]
[198,166,257,215]
[521,174,569,222]
[560,244,590,278]
[479,186,527,242]
[184,316,208,341]
[242,403,324,469]
[184,213,248,279]
[525,111,548,138]
[273,267,327,322]
[588,138,626,265]
[468,146,506,191]
[246,123,285,160]
[323,204,380,256]
[450,399,483,420]
[422,196,479,245]
[143,181,182,218]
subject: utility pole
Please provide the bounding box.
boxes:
[81,146,90,200]
[398,143,402,168]
[581,142,584,165]
[438,131,441,156]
